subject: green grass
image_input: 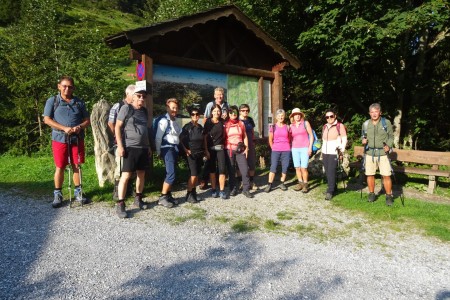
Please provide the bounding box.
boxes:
[331,189,450,242]
[172,206,207,224]
[264,219,284,231]
[0,154,188,203]
[276,210,296,220]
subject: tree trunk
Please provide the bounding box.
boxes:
[90,99,115,187]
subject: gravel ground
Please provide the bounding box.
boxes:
[1,182,449,300]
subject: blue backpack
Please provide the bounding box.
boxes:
[304,121,321,155]
[150,114,174,151]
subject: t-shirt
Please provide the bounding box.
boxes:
[203,118,224,147]
[240,117,255,146]
[180,122,204,154]
[117,105,149,148]
[204,101,229,118]
[43,94,89,143]
[269,124,291,152]
[290,121,309,148]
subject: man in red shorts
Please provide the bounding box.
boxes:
[43,76,90,208]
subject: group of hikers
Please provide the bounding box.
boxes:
[43,76,395,219]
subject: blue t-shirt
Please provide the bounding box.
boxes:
[43,94,89,143]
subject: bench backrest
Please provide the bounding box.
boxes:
[353,146,450,166]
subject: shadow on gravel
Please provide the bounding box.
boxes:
[0,193,62,299]
[436,290,450,300]
[115,235,344,299]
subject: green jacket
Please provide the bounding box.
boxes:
[362,118,393,156]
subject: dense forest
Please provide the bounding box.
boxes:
[0,0,449,155]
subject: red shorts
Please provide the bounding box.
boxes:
[52,140,85,168]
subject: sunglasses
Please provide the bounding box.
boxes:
[229,111,238,115]
[240,109,249,112]
[325,115,335,119]
[191,113,199,116]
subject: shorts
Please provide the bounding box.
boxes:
[269,151,290,174]
[122,147,150,172]
[291,147,309,168]
[364,154,392,176]
[186,155,203,177]
[52,139,85,169]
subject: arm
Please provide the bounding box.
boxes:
[115,119,125,157]
[338,124,348,151]
[155,118,168,156]
[305,121,313,154]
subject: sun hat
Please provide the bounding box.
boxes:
[289,108,304,119]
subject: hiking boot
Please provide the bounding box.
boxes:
[238,181,243,191]
[368,192,376,202]
[158,195,174,208]
[52,191,63,208]
[187,192,198,203]
[211,189,218,198]
[112,180,119,200]
[386,194,394,206]
[242,190,254,198]
[280,182,288,191]
[230,187,238,197]
[264,184,272,193]
[191,189,200,202]
[293,182,304,191]
[116,201,128,219]
[301,183,309,193]
[325,193,333,201]
[134,195,148,210]
[219,191,228,200]
[168,192,179,206]
[74,188,88,204]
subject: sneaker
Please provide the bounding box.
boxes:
[211,189,218,198]
[301,183,309,194]
[116,201,128,218]
[242,190,254,198]
[293,182,304,192]
[191,190,199,202]
[386,194,394,206]
[134,195,148,210]
[158,195,174,208]
[219,191,228,200]
[264,184,272,193]
[52,191,63,208]
[280,183,288,191]
[325,193,333,201]
[168,192,179,206]
[187,193,198,203]
[368,192,376,202]
[230,187,238,197]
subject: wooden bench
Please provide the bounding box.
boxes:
[349,146,450,194]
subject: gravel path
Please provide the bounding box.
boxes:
[1,184,449,300]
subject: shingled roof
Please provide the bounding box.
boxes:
[105,5,300,71]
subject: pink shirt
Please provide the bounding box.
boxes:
[269,124,291,151]
[291,121,309,148]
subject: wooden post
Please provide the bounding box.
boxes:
[142,54,154,176]
[427,165,438,194]
[257,76,264,137]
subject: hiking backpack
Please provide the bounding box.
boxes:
[304,121,321,155]
[150,114,175,151]
[362,117,387,137]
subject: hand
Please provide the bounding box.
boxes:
[117,145,125,157]
[72,126,81,135]
[383,144,390,153]
[362,138,367,145]
[64,126,73,135]
[186,149,191,157]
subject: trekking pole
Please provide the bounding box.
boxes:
[383,142,405,206]
[77,135,84,207]
[360,138,367,199]
[67,135,73,208]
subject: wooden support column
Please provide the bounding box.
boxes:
[271,71,282,114]
[257,76,264,137]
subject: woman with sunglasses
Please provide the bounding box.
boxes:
[322,108,347,200]
[265,109,291,193]
[289,108,314,193]
[179,107,205,203]
[224,105,254,198]
[203,104,227,199]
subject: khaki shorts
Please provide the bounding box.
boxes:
[364,154,392,176]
